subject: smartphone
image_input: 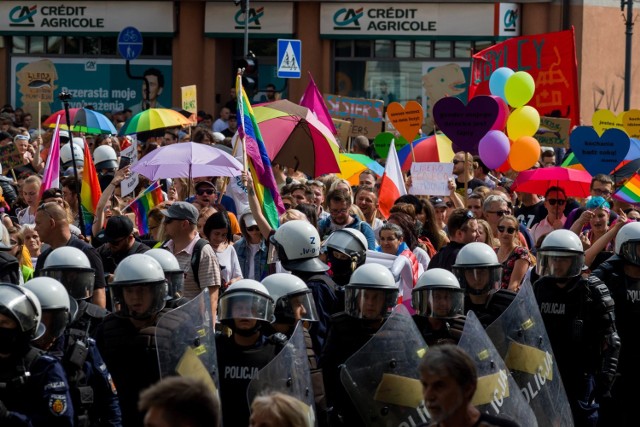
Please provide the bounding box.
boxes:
[119,156,131,169]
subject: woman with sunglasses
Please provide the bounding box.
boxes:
[495,215,532,291]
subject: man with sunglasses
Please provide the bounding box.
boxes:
[96,215,150,279]
[428,209,478,272]
[194,180,218,208]
[530,187,567,246]
[452,152,485,197]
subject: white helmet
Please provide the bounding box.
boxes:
[218,279,275,325]
[345,264,398,320]
[325,228,367,285]
[615,222,640,265]
[145,249,184,301]
[110,254,168,319]
[262,273,318,323]
[412,269,464,318]
[270,220,329,273]
[0,283,45,341]
[93,145,118,170]
[60,140,84,168]
[536,229,584,279]
[42,246,95,300]
[24,277,71,342]
[452,242,502,295]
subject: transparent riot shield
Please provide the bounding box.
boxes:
[340,304,431,426]
[247,321,316,426]
[485,283,574,427]
[459,311,538,427]
[155,288,219,395]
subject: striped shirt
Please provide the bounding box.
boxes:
[166,233,221,299]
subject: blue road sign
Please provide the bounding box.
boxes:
[118,27,143,61]
[277,39,302,79]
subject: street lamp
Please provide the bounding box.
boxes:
[621,0,635,110]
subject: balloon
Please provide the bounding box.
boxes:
[489,67,514,102]
[507,106,540,140]
[504,71,535,108]
[478,131,510,169]
[496,158,511,173]
[508,136,541,172]
[490,96,509,131]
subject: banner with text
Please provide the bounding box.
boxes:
[409,162,453,196]
[324,94,383,138]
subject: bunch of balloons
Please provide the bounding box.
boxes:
[478,67,541,172]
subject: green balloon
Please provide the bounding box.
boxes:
[504,71,535,108]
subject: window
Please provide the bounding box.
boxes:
[10,36,172,57]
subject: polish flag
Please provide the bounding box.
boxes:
[378,140,407,218]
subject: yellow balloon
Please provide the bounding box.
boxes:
[507,106,540,140]
[504,71,535,108]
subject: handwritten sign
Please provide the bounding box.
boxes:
[409,162,453,196]
[386,101,423,143]
[332,118,351,150]
[570,126,630,176]
[120,136,139,197]
[623,109,640,138]
[0,144,25,172]
[181,85,197,124]
[535,116,571,148]
[324,94,383,138]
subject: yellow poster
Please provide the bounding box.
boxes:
[181,85,197,124]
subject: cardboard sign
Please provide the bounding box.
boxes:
[181,85,197,124]
[324,94,384,138]
[409,162,453,196]
[570,126,630,176]
[386,101,423,143]
[623,109,640,138]
[592,109,625,136]
[120,136,139,197]
[0,144,25,172]
[16,59,56,103]
[535,116,571,148]
[332,118,351,150]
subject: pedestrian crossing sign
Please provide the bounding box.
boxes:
[277,39,302,79]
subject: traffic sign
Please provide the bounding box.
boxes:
[277,39,301,79]
[118,27,143,61]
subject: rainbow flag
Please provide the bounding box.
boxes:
[129,181,164,234]
[614,173,640,204]
[560,152,586,171]
[40,116,61,195]
[236,74,284,229]
[80,139,102,235]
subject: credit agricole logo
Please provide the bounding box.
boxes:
[9,5,37,27]
[333,8,364,31]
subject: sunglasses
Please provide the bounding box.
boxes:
[488,210,508,217]
[547,199,566,206]
[283,203,292,210]
[307,180,324,188]
[196,189,215,196]
[445,202,454,208]
[497,225,516,234]
[246,225,260,232]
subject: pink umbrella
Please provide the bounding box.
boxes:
[511,167,593,197]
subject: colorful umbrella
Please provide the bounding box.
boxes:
[43,108,117,135]
[253,100,340,177]
[337,153,384,185]
[131,142,243,180]
[511,166,593,197]
[118,108,193,136]
[397,134,455,172]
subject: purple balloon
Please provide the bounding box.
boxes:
[479,130,510,169]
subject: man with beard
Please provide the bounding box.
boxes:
[318,189,376,249]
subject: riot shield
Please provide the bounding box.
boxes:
[155,289,219,394]
[459,311,538,427]
[485,283,574,427]
[247,321,316,426]
[340,304,431,426]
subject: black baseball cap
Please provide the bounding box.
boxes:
[104,216,134,243]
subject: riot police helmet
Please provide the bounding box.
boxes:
[24,277,72,345]
[60,140,84,169]
[345,263,399,320]
[452,242,502,295]
[145,248,184,301]
[0,283,46,345]
[93,145,118,171]
[615,222,640,265]
[41,246,95,300]
[536,229,585,279]
[218,279,275,327]
[262,273,318,324]
[110,254,168,319]
[269,220,329,273]
[325,228,367,285]
[412,268,464,319]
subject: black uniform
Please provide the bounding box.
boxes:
[412,315,458,346]
[465,289,516,328]
[427,241,465,272]
[533,275,620,427]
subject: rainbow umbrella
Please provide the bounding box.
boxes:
[43,108,116,135]
[397,134,455,172]
[337,153,384,185]
[118,108,193,136]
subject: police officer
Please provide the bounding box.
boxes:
[320,263,399,427]
[591,222,639,426]
[0,283,75,426]
[146,248,186,308]
[324,228,368,294]
[95,254,169,427]
[534,229,619,427]
[412,268,465,346]
[452,242,514,327]
[24,277,122,427]
[215,279,283,427]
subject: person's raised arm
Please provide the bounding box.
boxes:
[92,166,129,236]
[241,171,273,240]
[585,210,627,267]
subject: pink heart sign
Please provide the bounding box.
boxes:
[433,96,500,155]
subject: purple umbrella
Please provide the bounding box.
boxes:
[131,142,243,180]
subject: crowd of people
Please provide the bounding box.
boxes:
[0,101,636,427]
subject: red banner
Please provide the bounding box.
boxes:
[468,28,579,127]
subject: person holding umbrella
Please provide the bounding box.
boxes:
[530,187,567,246]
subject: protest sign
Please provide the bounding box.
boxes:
[332,118,351,150]
[535,117,571,148]
[120,136,140,197]
[181,85,197,124]
[0,144,25,173]
[386,101,423,143]
[324,94,384,138]
[570,126,629,176]
[409,162,453,196]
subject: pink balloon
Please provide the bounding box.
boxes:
[490,95,509,131]
[479,130,511,169]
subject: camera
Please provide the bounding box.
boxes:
[58,91,73,101]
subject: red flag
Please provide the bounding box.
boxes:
[300,72,338,135]
[378,140,407,218]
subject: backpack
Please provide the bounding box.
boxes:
[162,239,211,287]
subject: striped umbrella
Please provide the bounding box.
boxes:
[43,108,117,135]
[118,108,192,136]
[337,153,384,185]
[397,134,455,172]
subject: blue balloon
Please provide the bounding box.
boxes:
[489,67,514,102]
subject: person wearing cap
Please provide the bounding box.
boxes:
[34,202,108,308]
[194,180,218,209]
[97,215,150,278]
[431,196,450,232]
[162,202,222,318]
[428,209,478,272]
[234,209,268,281]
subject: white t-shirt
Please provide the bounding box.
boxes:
[215,244,243,284]
[247,242,260,280]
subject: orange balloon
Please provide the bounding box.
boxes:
[508,136,540,172]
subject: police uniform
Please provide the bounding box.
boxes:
[412,315,458,346]
[0,348,75,426]
[465,289,516,328]
[297,272,340,357]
